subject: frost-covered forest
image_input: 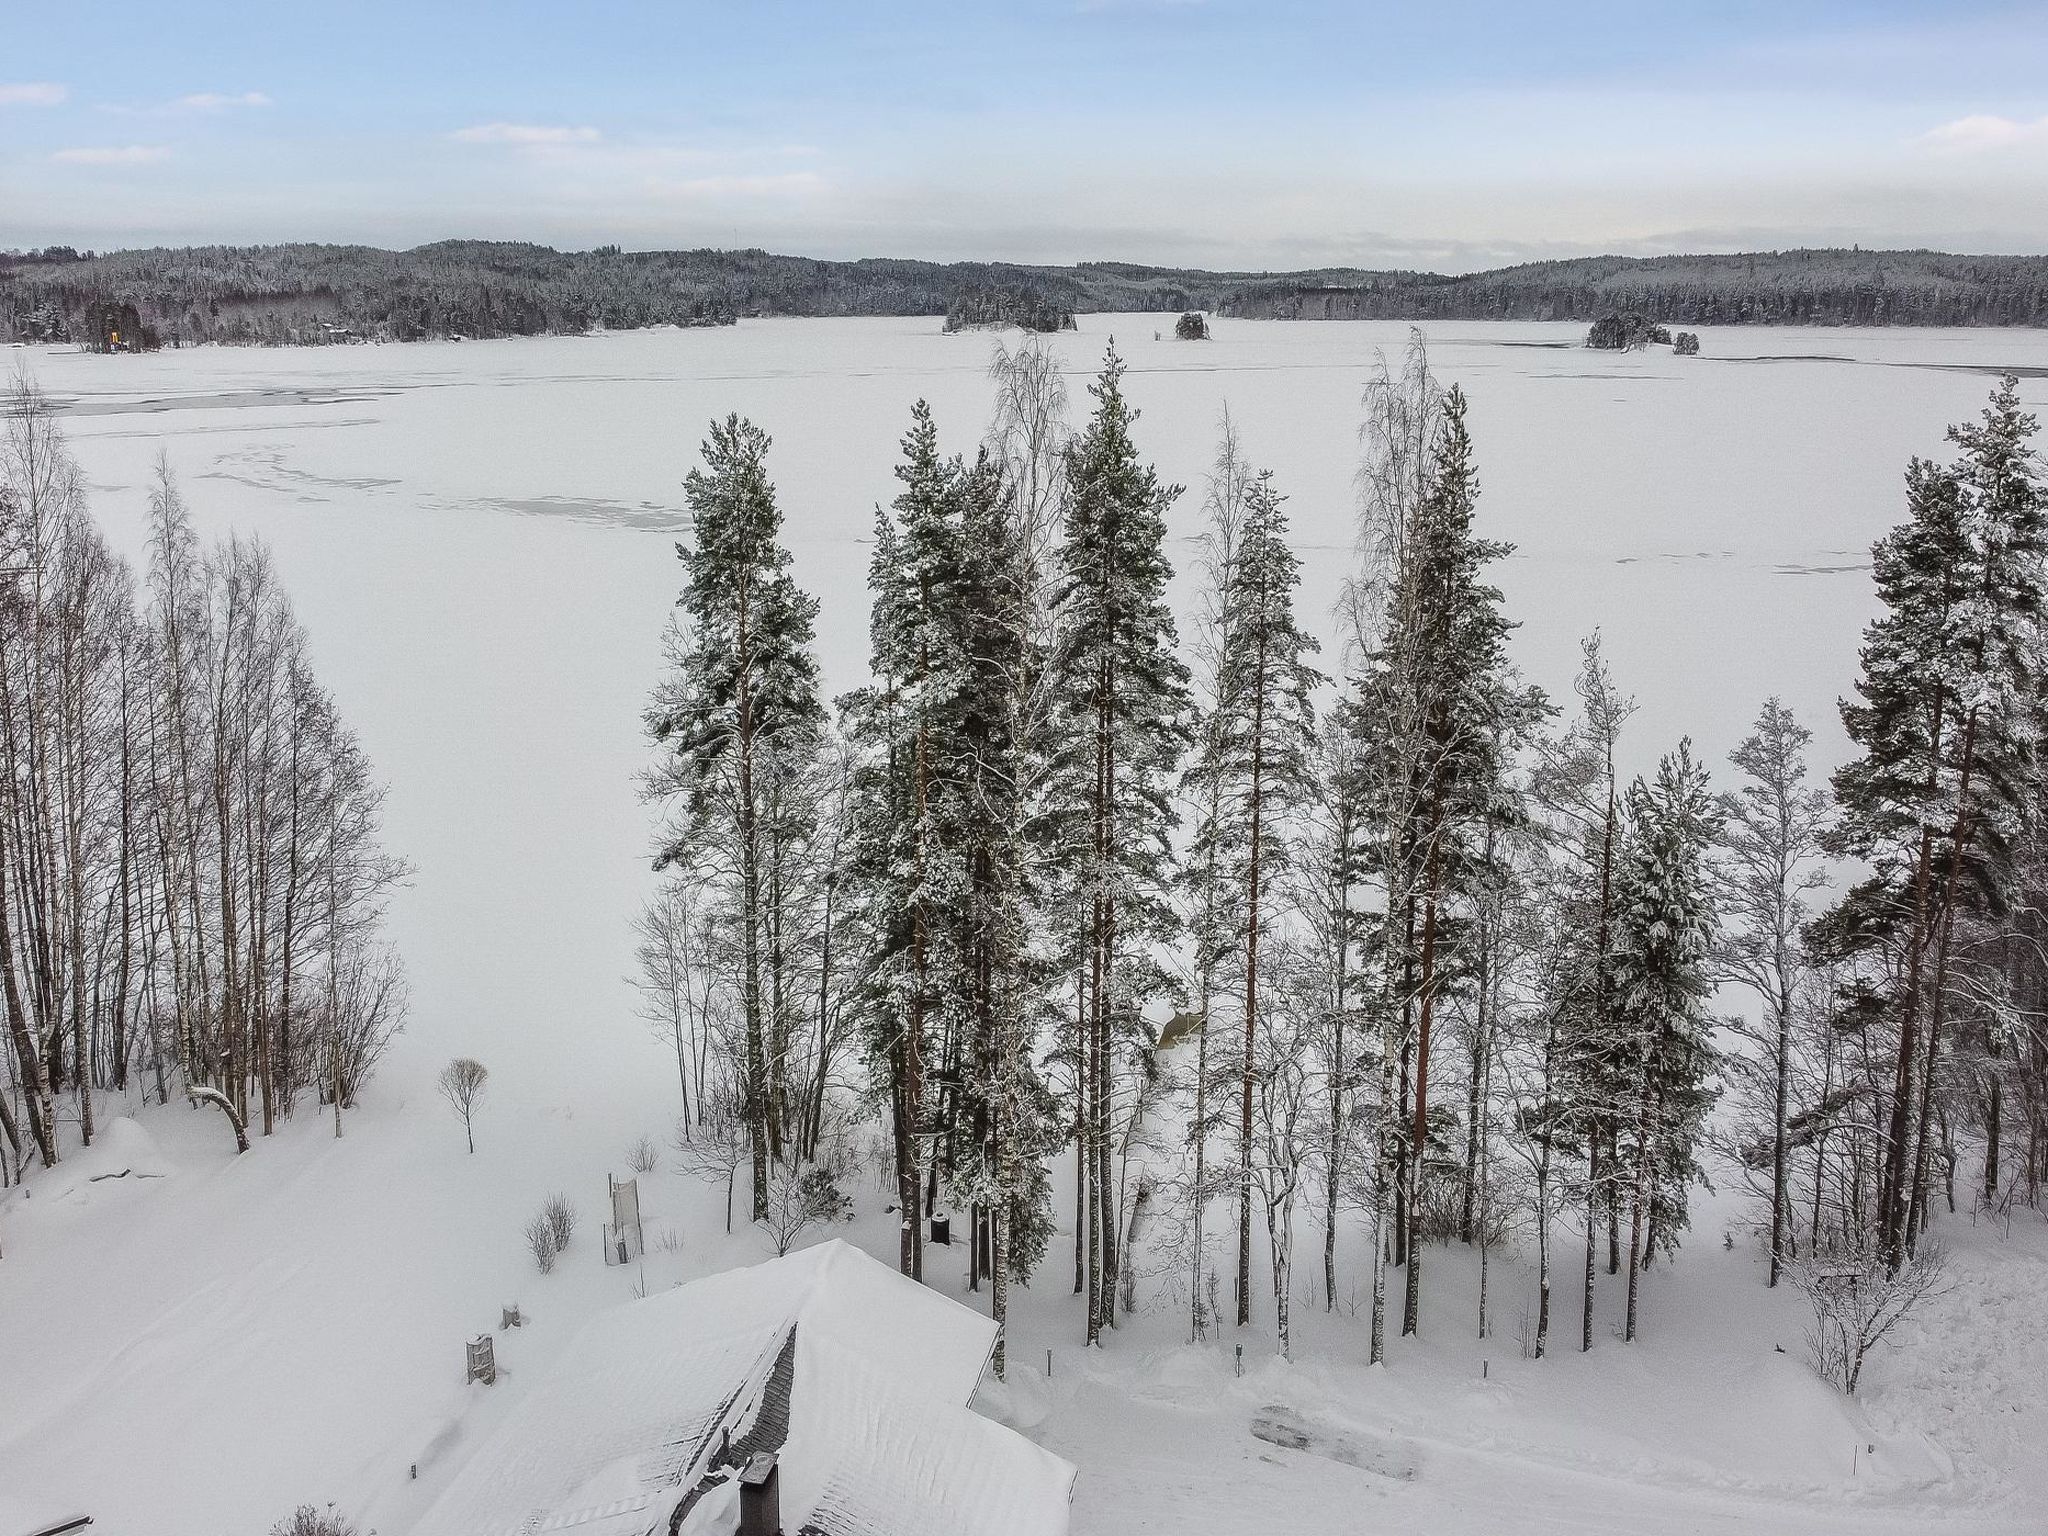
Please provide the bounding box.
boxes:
[1,377,406,1183]
[633,331,2046,1370]
[7,242,2048,347]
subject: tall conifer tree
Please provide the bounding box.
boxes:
[648,415,824,1223]
[1048,345,1192,1342]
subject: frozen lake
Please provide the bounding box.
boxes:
[15,316,2048,1101]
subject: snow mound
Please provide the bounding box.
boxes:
[974,1361,1054,1432]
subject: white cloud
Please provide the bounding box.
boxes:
[52,145,172,166]
[1920,114,2048,152]
[453,123,602,145]
[175,91,272,110]
[0,81,67,106]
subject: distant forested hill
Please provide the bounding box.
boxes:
[1227,250,2048,327]
[3,241,2045,347]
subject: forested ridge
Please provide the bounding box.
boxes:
[5,241,2048,348]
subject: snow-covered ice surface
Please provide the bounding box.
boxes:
[4,318,2048,1535]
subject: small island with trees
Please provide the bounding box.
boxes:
[942,285,1077,334]
[1586,311,1671,350]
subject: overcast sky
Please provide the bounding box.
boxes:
[5,0,2048,270]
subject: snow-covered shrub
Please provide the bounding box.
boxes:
[626,1133,660,1174]
[1409,1156,1472,1246]
[270,1505,355,1536]
[1793,1244,1949,1395]
[542,1192,577,1251]
[524,1210,560,1273]
[761,1158,852,1256]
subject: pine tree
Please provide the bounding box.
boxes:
[1178,414,1254,1341]
[1351,379,1524,1340]
[1827,376,2045,1269]
[1182,424,1323,1337]
[1047,344,1192,1342]
[1221,472,1323,1329]
[844,404,1060,1339]
[647,415,824,1224]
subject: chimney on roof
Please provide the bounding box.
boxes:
[738,1450,781,1536]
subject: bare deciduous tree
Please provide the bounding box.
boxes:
[438,1057,489,1153]
[675,1094,750,1233]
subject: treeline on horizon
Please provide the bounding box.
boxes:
[4,241,2048,348]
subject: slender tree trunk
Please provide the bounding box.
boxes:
[1880,827,1937,1268]
[1402,814,1442,1337]
[1324,857,1347,1312]
[1768,958,1792,1287]
[1625,1071,1652,1341]
[1073,959,1087,1297]
[1237,636,1266,1330]
[1581,1153,1598,1353]
[1906,711,1978,1256]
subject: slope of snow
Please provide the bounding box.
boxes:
[3,1083,2042,1536]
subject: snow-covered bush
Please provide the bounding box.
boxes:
[542,1192,577,1252]
[761,1158,852,1256]
[524,1210,560,1273]
[270,1505,355,1536]
[1793,1244,1949,1395]
[626,1133,660,1174]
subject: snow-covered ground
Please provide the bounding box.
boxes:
[5,317,2048,1535]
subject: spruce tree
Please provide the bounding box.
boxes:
[844,401,959,1280]
[1610,742,1721,1341]
[1533,633,1636,1351]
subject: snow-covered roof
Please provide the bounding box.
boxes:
[410,1240,1073,1536]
